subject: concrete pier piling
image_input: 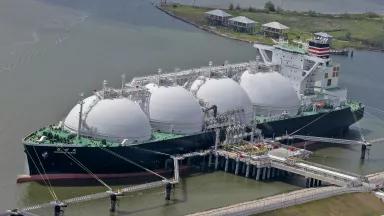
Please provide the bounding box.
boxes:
[262,168,267,180]
[252,165,256,177]
[245,163,250,178]
[267,167,271,180]
[215,154,219,170]
[256,168,261,181]
[224,157,229,172]
[235,158,240,175]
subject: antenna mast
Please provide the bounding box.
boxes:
[77,93,84,142]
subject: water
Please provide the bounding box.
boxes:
[171,0,384,14]
[0,0,383,215]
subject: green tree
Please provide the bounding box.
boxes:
[235,3,241,10]
[345,32,352,41]
[264,1,276,12]
[248,6,255,12]
[229,3,234,10]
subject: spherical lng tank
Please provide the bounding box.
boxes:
[63,95,152,142]
[240,70,300,116]
[191,77,253,125]
[146,84,204,134]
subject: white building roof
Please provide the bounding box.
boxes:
[314,32,333,38]
[205,9,232,17]
[262,21,289,30]
[229,16,257,24]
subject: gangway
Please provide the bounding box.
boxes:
[276,135,374,159]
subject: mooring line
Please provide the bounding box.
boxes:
[30,146,58,201]
[62,151,112,191]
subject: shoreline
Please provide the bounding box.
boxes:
[156,3,384,52]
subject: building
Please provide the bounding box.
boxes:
[228,16,257,33]
[262,22,289,39]
[205,9,232,26]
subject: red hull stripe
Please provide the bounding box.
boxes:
[308,46,330,51]
[17,167,189,183]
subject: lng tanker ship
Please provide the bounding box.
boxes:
[19,36,364,182]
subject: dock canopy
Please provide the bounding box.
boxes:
[262,21,289,39]
[228,16,257,33]
[205,9,232,26]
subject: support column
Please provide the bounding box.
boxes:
[267,167,271,180]
[361,145,367,160]
[314,178,317,187]
[309,178,314,187]
[215,154,219,170]
[305,178,310,188]
[271,167,275,178]
[224,156,229,172]
[245,163,250,178]
[252,165,256,177]
[241,162,246,175]
[256,168,261,181]
[262,167,267,180]
[165,182,172,201]
[318,180,322,186]
[208,153,212,168]
[235,158,240,175]
[54,202,67,216]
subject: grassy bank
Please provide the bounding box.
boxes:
[162,4,384,50]
[260,192,384,216]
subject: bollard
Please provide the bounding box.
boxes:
[165,183,172,201]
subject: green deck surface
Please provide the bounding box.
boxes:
[26,127,182,147]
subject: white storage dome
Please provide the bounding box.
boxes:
[146,84,204,134]
[192,77,253,125]
[63,95,152,142]
[240,71,300,116]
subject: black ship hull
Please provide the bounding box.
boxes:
[20,105,364,182]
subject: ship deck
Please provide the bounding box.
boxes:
[254,99,362,124]
[24,127,182,147]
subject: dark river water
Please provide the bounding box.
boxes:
[0,0,384,215]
